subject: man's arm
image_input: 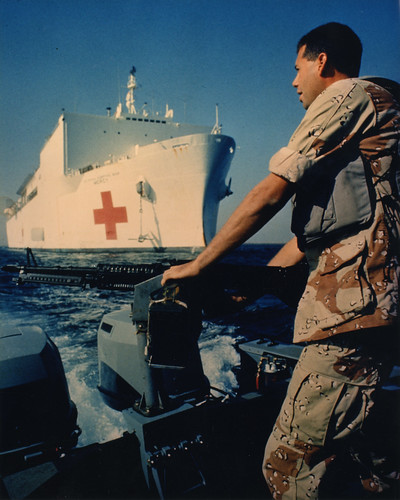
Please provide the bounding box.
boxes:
[267,236,305,267]
[161,173,294,285]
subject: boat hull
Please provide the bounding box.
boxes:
[6,133,235,250]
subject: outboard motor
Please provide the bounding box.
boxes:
[98,278,209,414]
[97,276,211,497]
[0,324,80,472]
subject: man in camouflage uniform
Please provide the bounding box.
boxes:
[162,22,400,498]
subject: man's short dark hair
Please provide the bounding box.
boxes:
[297,22,362,77]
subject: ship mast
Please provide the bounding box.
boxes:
[125,66,137,114]
[211,104,221,134]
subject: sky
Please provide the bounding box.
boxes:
[0,0,399,244]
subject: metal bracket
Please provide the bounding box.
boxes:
[130,275,163,322]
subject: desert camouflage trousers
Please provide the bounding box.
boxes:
[262,328,397,499]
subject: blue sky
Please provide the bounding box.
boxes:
[1,0,399,243]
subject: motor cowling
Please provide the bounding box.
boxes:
[0,325,79,460]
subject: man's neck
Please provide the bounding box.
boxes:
[322,71,351,91]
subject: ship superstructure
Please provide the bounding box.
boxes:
[5,67,235,250]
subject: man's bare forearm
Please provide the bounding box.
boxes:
[162,173,294,284]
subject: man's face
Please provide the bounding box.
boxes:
[292,45,324,109]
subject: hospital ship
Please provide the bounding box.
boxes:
[5,67,235,251]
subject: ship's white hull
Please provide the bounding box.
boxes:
[6,133,235,250]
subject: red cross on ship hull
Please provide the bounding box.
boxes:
[93,191,128,240]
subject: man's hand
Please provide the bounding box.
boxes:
[161,260,201,286]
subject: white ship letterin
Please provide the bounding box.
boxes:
[5,67,235,251]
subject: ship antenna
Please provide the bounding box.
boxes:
[117,66,122,105]
[211,103,221,134]
[126,66,137,114]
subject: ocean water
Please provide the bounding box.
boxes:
[0,244,295,448]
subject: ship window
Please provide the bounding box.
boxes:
[100,322,113,334]
[138,118,143,122]
[156,120,160,123]
[118,132,120,134]
[31,227,44,241]
[132,118,137,121]
[126,117,131,120]
[144,119,149,122]
[27,187,38,202]
[162,121,166,124]
[79,165,94,174]
[150,120,155,123]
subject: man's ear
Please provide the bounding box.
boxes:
[318,52,334,77]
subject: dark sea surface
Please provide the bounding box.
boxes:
[0,244,295,447]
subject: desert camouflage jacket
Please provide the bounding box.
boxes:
[270,78,400,342]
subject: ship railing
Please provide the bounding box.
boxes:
[66,154,135,178]
[4,198,25,218]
